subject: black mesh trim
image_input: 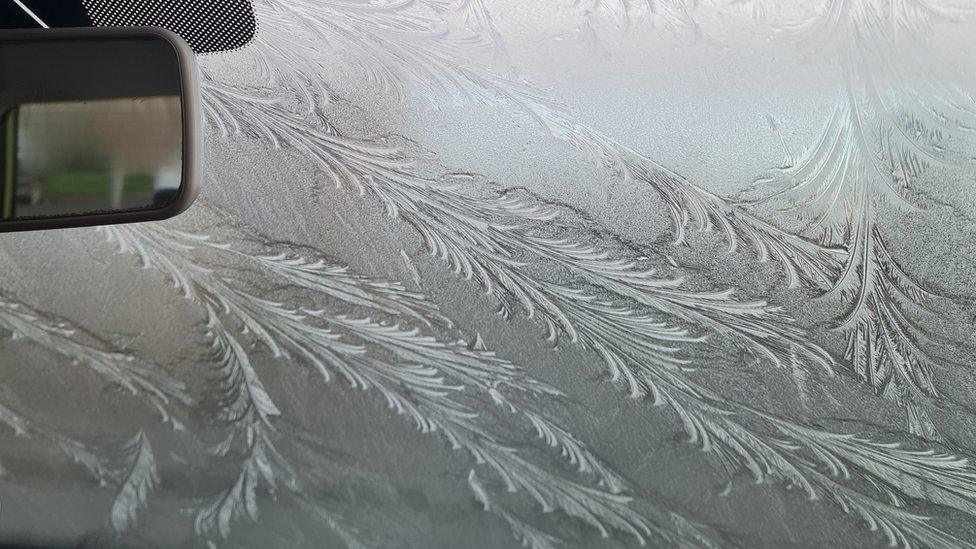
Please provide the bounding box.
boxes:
[83,0,256,54]
[0,0,256,54]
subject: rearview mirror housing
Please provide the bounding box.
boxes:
[0,27,200,233]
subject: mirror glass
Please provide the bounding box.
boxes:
[0,36,184,222]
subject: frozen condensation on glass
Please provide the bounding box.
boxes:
[1,1,976,547]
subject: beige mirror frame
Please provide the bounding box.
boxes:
[0,26,200,233]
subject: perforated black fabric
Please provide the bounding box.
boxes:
[82,0,256,53]
[0,1,256,54]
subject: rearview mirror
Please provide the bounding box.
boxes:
[0,27,200,232]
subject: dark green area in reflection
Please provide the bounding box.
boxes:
[41,171,154,199]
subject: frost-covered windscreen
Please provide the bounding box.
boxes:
[1,1,976,548]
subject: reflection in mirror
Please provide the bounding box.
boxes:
[0,34,187,224]
[3,96,182,219]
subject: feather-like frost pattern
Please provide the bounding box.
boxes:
[109,431,159,533]
[193,1,976,546]
[0,0,971,546]
[101,215,692,545]
[745,0,976,440]
[0,294,188,429]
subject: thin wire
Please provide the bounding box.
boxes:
[11,0,49,28]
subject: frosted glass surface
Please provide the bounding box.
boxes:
[2,1,976,547]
